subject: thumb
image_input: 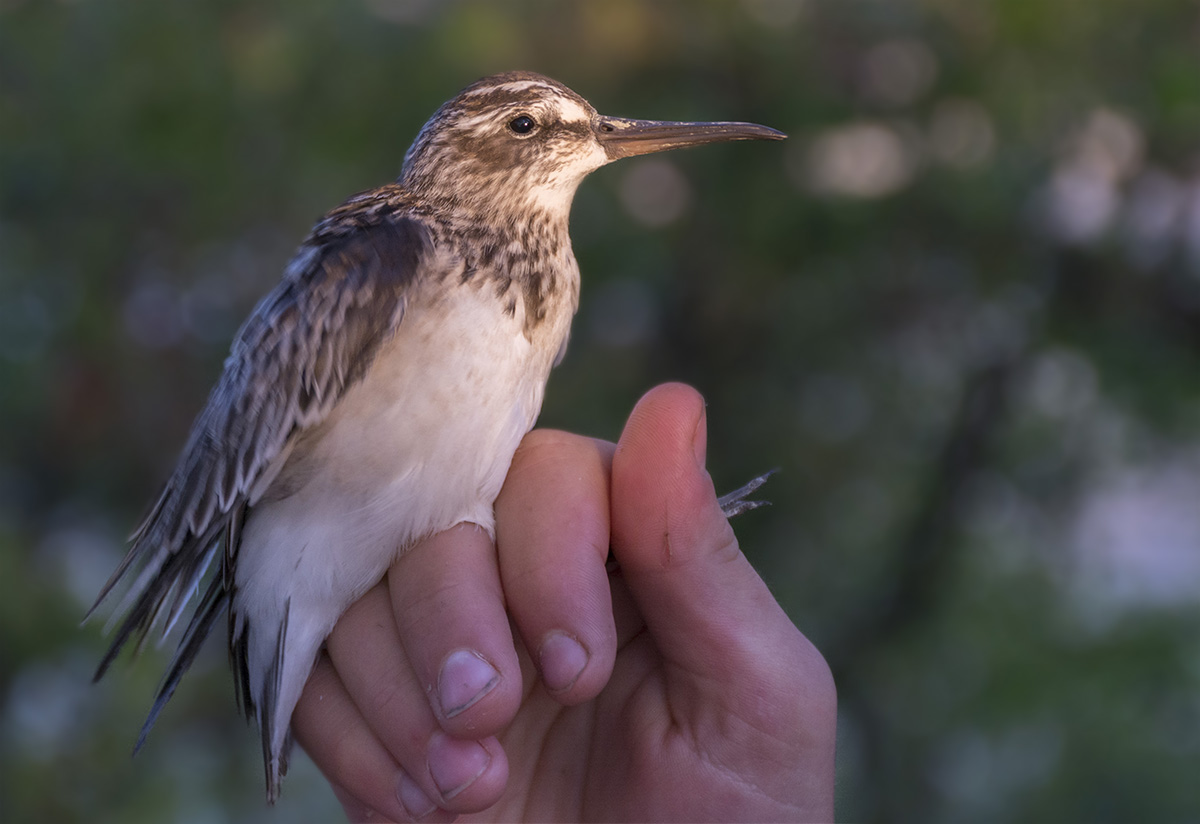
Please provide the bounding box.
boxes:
[610,383,792,682]
[612,383,837,820]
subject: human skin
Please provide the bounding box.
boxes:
[291,382,838,821]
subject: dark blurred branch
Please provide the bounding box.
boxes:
[853,244,1200,655]
[826,243,1073,674]
[825,339,1027,824]
[823,246,1078,823]
[825,354,1020,675]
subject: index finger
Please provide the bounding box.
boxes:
[494,429,618,705]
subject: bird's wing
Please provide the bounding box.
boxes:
[89,210,432,684]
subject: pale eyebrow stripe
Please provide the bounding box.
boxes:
[556,98,592,123]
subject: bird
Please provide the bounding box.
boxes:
[88,70,785,802]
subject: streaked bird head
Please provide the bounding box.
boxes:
[400,71,785,222]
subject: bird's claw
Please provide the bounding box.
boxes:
[718,469,777,518]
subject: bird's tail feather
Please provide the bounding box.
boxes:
[260,598,293,805]
[91,520,225,683]
[134,573,230,753]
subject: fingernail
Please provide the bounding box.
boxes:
[397,770,437,820]
[692,402,708,468]
[427,731,491,801]
[437,649,499,719]
[538,631,589,693]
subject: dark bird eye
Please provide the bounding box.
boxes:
[508,115,536,135]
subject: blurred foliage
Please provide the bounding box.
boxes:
[3,0,1200,821]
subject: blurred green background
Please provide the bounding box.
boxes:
[3,0,1200,821]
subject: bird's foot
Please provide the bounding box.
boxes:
[718,469,777,518]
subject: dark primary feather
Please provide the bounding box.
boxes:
[89,206,431,743]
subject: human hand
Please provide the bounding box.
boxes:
[291,383,837,821]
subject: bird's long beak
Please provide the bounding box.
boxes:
[595,116,786,160]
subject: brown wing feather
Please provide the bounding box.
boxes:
[90,208,432,716]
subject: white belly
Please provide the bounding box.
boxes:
[230,276,569,748]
